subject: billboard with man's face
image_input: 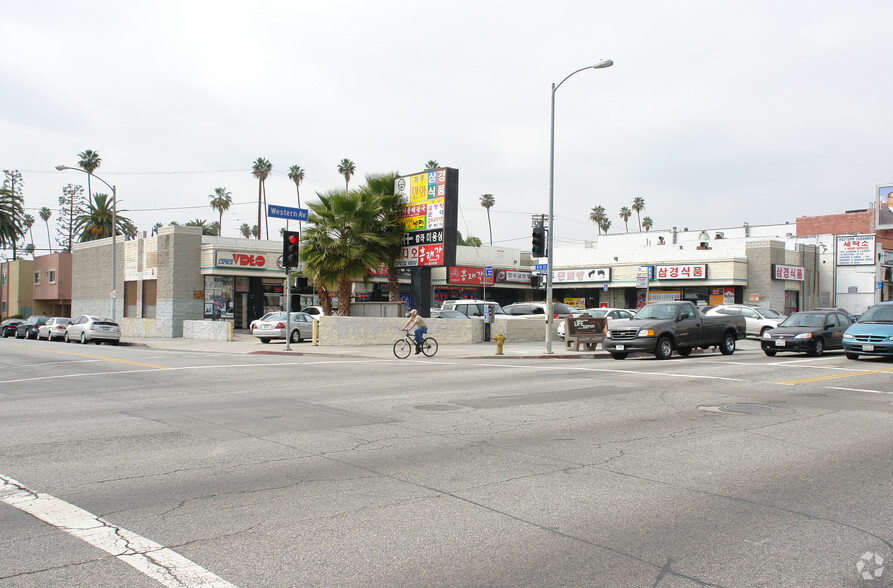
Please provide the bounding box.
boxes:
[877,183,893,230]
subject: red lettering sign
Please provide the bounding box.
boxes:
[232,254,266,267]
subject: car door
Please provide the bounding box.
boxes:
[828,313,849,349]
[740,307,760,336]
[674,304,701,348]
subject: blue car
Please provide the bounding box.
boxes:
[842,301,893,360]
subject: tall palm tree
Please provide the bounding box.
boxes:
[77,149,101,205]
[240,223,252,238]
[3,170,24,259]
[337,158,356,192]
[251,157,272,239]
[73,193,136,242]
[208,187,233,237]
[22,213,35,248]
[0,187,25,256]
[424,160,439,170]
[599,218,612,234]
[642,216,653,232]
[479,194,495,245]
[589,205,607,235]
[619,206,632,233]
[632,196,646,231]
[302,188,388,316]
[39,207,53,254]
[23,243,35,258]
[364,172,405,302]
[151,222,163,236]
[287,165,305,209]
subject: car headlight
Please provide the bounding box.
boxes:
[638,329,654,337]
[843,333,853,340]
[794,332,812,339]
[762,331,772,339]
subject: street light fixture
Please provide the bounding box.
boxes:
[545,59,613,353]
[55,165,118,321]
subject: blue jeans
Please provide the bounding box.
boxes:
[414,326,427,344]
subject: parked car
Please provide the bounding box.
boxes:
[251,311,315,343]
[705,304,784,337]
[761,310,852,356]
[502,301,578,318]
[430,309,470,319]
[15,315,49,339]
[814,307,857,321]
[439,300,517,319]
[842,301,893,360]
[1,318,23,338]
[557,308,636,339]
[37,317,71,341]
[65,315,121,345]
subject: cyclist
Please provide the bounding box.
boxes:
[400,309,428,354]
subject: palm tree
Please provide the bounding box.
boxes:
[337,158,356,192]
[424,160,439,170]
[599,218,612,234]
[632,196,646,231]
[287,165,305,209]
[240,223,252,238]
[457,231,482,247]
[0,187,25,256]
[251,157,272,239]
[73,193,136,241]
[77,149,101,205]
[619,206,632,233]
[251,225,260,238]
[302,188,388,317]
[185,218,216,236]
[23,243,35,258]
[151,222,162,235]
[3,170,24,259]
[589,205,607,235]
[209,221,221,236]
[479,194,495,246]
[364,172,405,302]
[642,216,653,231]
[22,213,35,248]
[208,187,233,237]
[39,207,53,253]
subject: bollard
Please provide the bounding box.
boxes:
[494,333,506,355]
[312,318,319,346]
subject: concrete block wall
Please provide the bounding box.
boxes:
[157,227,204,337]
[183,320,232,341]
[314,316,555,345]
[71,239,116,319]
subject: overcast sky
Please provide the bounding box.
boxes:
[3,1,893,256]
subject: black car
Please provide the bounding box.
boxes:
[761,310,852,357]
[1,318,23,338]
[15,315,49,339]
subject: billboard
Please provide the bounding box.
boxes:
[394,168,458,267]
[877,183,893,231]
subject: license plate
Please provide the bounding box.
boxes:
[863,344,874,351]
[776,340,785,347]
[262,325,271,329]
[616,344,625,350]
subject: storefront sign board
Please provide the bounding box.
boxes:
[837,235,875,266]
[772,264,805,281]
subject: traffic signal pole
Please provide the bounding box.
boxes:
[283,231,300,351]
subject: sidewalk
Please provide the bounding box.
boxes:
[121,332,610,360]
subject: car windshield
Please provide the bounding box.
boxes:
[857,305,893,323]
[586,310,609,318]
[263,312,288,322]
[754,308,776,319]
[551,303,577,314]
[780,313,825,328]
[633,304,678,320]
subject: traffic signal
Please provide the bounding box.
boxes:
[530,274,541,289]
[283,231,300,267]
[531,221,545,257]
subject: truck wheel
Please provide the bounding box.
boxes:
[720,332,736,355]
[810,338,824,357]
[610,352,628,360]
[654,336,674,360]
[845,352,859,360]
[677,348,692,357]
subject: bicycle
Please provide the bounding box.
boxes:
[393,329,438,359]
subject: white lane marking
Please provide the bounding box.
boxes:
[722,360,857,371]
[827,386,893,395]
[0,474,237,588]
[468,362,741,381]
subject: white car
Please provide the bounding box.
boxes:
[251,311,315,343]
[557,308,636,338]
[704,304,783,337]
[65,315,121,345]
[37,317,71,341]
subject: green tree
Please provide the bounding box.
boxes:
[185,218,216,236]
[589,205,607,236]
[287,165,305,209]
[23,243,35,258]
[619,206,632,233]
[599,218,612,234]
[2,170,24,259]
[251,157,272,239]
[457,231,482,247]
[363,172,405,302]
[208,187,233,237]
[240,223,252,238]
[479,193,495,245]
[39,207,53,254]
[57,183,86,252]
[337,158,356,192]
[642,216,653,231]
[302,189,387,316]
[632,196,646,231]
[151,222,163,236]
[0,186,25,257]
[77,149,101,205]
[209,221,220,236]
[424,160,439,170]
[22,213,35,249]
[73,193,136,242]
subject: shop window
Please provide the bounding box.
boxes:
[123,281,138,317]
[142,280,157,319]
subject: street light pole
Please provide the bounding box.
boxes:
[545,59,613,354]
[55,165,118,320]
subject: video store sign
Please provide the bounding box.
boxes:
[448,266,494,286]
[215,250,276,270]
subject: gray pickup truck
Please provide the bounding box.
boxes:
[603,301,746,360]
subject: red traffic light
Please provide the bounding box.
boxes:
[288,235,297,244]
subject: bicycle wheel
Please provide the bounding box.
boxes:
[421,337,438,357]
[393,338,411,359]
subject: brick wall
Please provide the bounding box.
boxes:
[796,211,873,236]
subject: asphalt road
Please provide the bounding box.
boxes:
[1,338,892,587]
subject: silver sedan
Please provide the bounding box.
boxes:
[37,317,71,341]
[251,312,315,344]
[65,315,121,345]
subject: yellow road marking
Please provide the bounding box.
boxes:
[776,368,893,385]
[32,348,170,369]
